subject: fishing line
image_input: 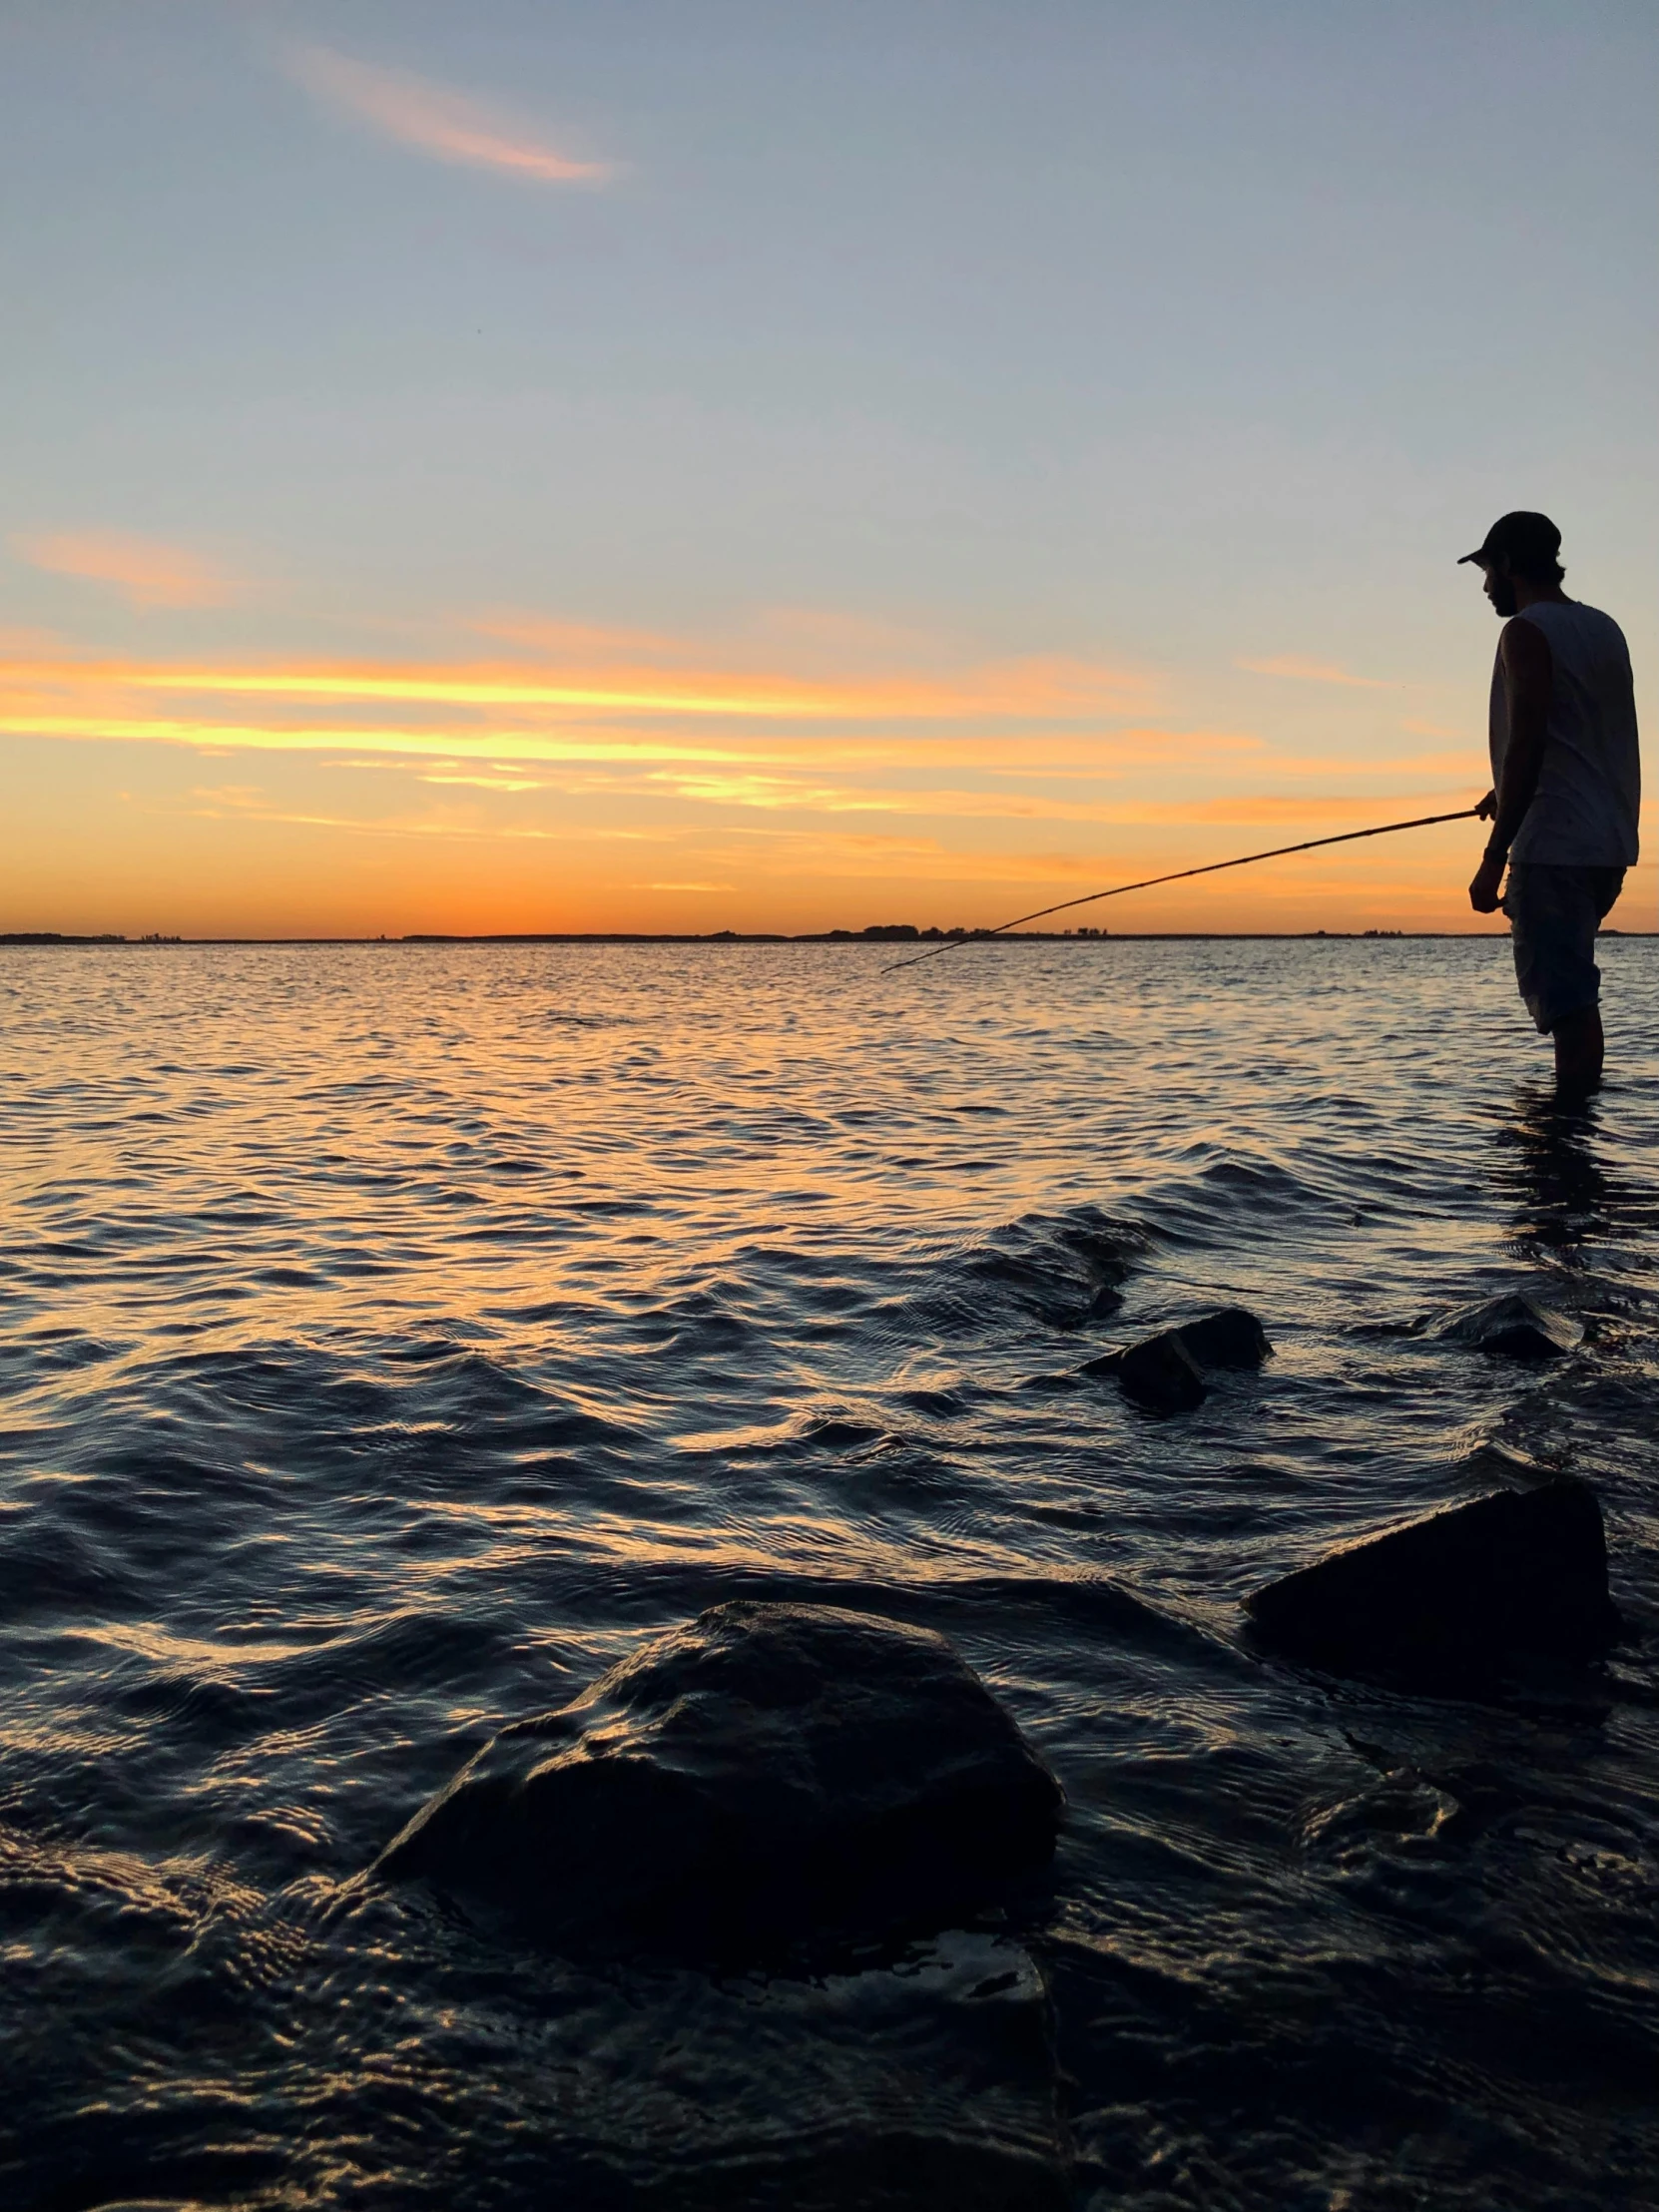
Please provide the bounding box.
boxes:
[881,806,1483,974]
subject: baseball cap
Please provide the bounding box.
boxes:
[1457,510,1562,571]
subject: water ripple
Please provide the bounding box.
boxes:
[2,938,1657,2208]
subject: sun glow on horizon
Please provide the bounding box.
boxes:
[0,616,1526,939]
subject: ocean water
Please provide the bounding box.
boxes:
[2,936,1656,2211]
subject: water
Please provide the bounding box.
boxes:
[3,938,1656,2210]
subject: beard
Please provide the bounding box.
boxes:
[1489,574,1519,618]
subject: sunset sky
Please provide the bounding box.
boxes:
[4,0,1654,937]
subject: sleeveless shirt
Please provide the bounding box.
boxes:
[1489,599,1640,866]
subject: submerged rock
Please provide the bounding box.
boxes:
[1436,1292,1578,1363]
[1244,1478,1620,1679]
[1116,1330,1206,1412]
[1177,1307,1273,1369]
[374,1600,1064,1958]
[1088,1306,1273,1412]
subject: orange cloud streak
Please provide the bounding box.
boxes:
[289,46,614,185]
[0,646,1159,727]
[16,532,239,609]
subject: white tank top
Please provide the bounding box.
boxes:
[1489,599,1640,866]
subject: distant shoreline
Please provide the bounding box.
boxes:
[5,929,1648,948]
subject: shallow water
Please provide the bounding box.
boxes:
[3,937,1656,2210]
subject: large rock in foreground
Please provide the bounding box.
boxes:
[374,1600,1064,1958]
[1244,1479,1620,1680]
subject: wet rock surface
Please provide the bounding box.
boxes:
[1088,1306,1273,1411]
[1116,1330,1207,1411]
[1177,1306,1273,1368]
[375,1601,1064,1959]
[1244,1478,1621,1679]
[1437,1292,1579,1362]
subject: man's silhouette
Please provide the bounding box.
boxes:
[1463,512,1640,1100]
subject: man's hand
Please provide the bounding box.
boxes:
[1469,850,1505,913]
[1475,788,1497,821]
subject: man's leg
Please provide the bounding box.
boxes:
[1552,1004,1604,1100]
[1506,865,1612,1101]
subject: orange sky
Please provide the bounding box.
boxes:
[0,603,1558,937]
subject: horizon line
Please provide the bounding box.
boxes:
[6,928,1629,949]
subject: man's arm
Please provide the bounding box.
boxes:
[1469,617,1553,912]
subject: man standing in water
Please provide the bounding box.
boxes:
[1464,511,1640,1101]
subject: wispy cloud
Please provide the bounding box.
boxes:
[288,46,615,186]
[6,642,1487,853]
[1123,792,1467,825]
[16,531,239,609]
[416,767,552,792]
[2,644,1157,727]
[11,636,1473,848]
[1237,655,1392,689]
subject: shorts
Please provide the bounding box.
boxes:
[1502,862,1625,1034]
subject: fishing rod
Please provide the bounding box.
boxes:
[881,806,1484,974]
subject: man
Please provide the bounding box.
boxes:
[1463,511,1640,1100]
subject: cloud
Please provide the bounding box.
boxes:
[12,645,1477,855]
[288,45,614,185]
[16,532,239,609]
[416,768,551,792]
[1237,655,1392,689]
[1124,793,1470,825]
[3,643,1157,728]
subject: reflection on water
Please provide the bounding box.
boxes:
[1492,1084,1657,1265]
[0,938,1656,2209]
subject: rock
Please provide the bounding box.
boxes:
[1244,1478,1620,1679]
[1176,1306,1273,1369]
[1077,1349,1123,1379]
[1094,1307,1270,1411]
[1117,1331,1207,1412]
[373,1600,1064,1958]
[1436,1292,1578,1362]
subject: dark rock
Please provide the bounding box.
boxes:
[1176,1306,1273,1368]
[373,1600,1064,1958]
[1117,1331,1206,1412]
[1244,1478,1620,1679]
[1085,1307,1270,1411]
[1077,1349,1123,1380]
[1436,1292,1578,1363]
